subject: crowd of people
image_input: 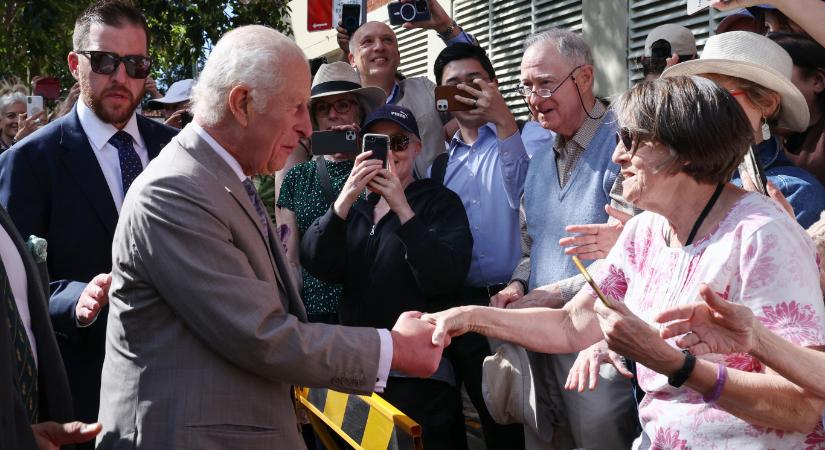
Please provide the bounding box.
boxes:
[2,0,825,449]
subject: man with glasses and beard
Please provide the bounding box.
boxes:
[0,1,177,442]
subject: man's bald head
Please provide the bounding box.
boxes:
[348,21,400,80]
[191,25,307,127]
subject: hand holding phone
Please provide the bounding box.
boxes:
[435,85,477,112]
[362,133,389,168]
[26,96,44,118]
[311,130,359,156]
[572,255,613,308]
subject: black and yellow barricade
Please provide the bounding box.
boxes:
[296,387,423,450]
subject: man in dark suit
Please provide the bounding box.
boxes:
[0,204,101,450]
[0,1,177,435]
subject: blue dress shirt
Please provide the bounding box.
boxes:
[432,123,530,287]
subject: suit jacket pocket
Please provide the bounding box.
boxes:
[183,424,282,450]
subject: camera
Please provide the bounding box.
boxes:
[436,99,448,112]
[388,0,431,26]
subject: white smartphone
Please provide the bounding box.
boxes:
[26,96,44,117]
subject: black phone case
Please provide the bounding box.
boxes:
[362,134,389,167]
[311,130,359,156]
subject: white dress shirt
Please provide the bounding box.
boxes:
[0,224,36,367]
[191,122,393,391]
[76,100,149,212]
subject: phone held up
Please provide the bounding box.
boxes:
[435,83,480,112]
[388,0,431,26]
[310,130,359,156]
[26,96,44,118]
[341,3,361,36]
[362,133,389,169]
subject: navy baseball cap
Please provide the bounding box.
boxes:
[362,104,420,139]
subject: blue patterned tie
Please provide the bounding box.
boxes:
[1,255,38,423]
[242,178,270,238]
[109,131,143,194]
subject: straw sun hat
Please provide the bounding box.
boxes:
[310,61,386,111]
[662,31,809,132]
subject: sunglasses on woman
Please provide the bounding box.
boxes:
[388,134,411,152]
[75,50,152,79]
[618,127,635,152]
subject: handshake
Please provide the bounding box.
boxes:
[388,308,470,377]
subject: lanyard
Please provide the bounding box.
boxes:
[685,183,725,246]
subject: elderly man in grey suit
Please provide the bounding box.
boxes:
[96,25,445,449]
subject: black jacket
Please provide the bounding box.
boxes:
[301,179,472,329]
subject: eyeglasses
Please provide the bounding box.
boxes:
[389,134,410,152]
[76,50,152,79]
[313,98,357,117]
[617,127,641,154]
[517,65,583,98]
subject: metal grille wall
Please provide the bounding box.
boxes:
[628,1,733,85]
[395,25,430,78]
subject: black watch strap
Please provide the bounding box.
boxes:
[667,350,696,388]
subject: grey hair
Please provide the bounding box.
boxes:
[523,28,593,67]
[191,25,306,127]
[0,92,26,114]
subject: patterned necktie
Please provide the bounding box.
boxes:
[0,254,38,423]
[242,178,270,238]
[109,130,143,194]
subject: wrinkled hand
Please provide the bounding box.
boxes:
[560,204,630,260]
[336,23,352,55]
[15,110,47,141]
[367,169,414,222]
[422,306,476,346]
[506,284,563,309]
[32,421,101,450]
[594,296,680,375]
[655,283,757,355]
[489,281,524,308]
[334,152,383,219]
[564,339,633,392]
[75,273,112,325]
[454,79,517,137]
[390,311,446,377]
[399,0,452,32]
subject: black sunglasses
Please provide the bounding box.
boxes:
[389,134,410,152]
[617,128,635,153]
[76,50,152,79]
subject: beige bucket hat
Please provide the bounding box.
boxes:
[310,61,386,110]
[662,31,809,132]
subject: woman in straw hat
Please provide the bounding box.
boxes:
[422,76,825,449]
[276,62,385,324]
[662,30,825,228]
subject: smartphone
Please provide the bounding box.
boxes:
[434,84,479,112]
[388,0,431,26]
[362,133,389,168]
[33,77,61,101]
[739,146,769,195]
[572,255,613,308]
[310,130,359,156]
[26,96,44,117]
[341,3,361,36]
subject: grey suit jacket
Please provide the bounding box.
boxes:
[96,125,382,450]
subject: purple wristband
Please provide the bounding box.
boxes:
[703,363,728,403]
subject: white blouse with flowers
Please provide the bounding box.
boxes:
[590,192,825,450]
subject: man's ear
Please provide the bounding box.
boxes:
[573,65,594,92]
[68,52,80,81]
[227,85,252,127]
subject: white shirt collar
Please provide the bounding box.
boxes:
[76,99,144,150]
[190,122,246,182]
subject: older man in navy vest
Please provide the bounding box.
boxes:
[490,28,639,449]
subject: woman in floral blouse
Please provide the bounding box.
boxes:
[424,76,825,449]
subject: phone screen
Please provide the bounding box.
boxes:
[572,255,612,308]
[362,133,389,168]
[26,96,44,117]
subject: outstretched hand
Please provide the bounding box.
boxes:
[564,339,633,392]
[32,421,101,450]
[559,204,631,260]
[655,283,757,355]
[390,311,447,378]
[422,306,476,347]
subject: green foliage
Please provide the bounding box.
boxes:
[0,0,292,94]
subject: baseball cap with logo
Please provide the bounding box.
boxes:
[362,104,420,139]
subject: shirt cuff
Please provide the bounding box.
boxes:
[498,132,527,163]
[375,328,393,392]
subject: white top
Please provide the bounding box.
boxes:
[190,122,393,392]
[0,223,36,367]
[76,100,149,212]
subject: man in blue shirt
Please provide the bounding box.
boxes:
[429,43,530,450]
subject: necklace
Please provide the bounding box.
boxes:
[668,183,725,246]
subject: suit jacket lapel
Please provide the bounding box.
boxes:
[58,109,119,236]
[137,115,164,159]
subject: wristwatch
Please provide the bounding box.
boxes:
[667,349,696,388]
[437,20,458,40]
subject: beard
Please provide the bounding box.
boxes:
[80,76,139,126]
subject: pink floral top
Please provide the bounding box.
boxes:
[591,192,825,450]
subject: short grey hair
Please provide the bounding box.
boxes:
[523,28,593,67]
[191,25,306,127]
[0,92,26,114]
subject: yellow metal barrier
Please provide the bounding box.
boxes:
[296,387,423,450]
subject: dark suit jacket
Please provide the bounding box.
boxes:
[0,205,73,450]
[0,106,177,424]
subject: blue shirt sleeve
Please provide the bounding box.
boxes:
[498,132,530,210]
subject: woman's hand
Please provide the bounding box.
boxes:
[559,204,631,260]
[333,152,383,219]
[655,283,758,356]
[422,306,478,346]
[594,297,683,376]
[15,110,47,141]
[565,339,633,392]
[367,169,415,223]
